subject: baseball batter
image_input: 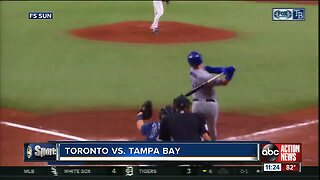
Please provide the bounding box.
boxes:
[150,0,169,33]
[187,51,236,140]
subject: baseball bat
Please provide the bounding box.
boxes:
[184,73,224,97]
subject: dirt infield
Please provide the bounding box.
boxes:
[70,21,236,44]
[0,107,318,166]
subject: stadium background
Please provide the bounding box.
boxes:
[0,1,318,166]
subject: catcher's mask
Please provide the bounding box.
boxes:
[159,106,174,120]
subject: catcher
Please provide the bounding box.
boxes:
[136,101,173,141]
[136,95,211,142]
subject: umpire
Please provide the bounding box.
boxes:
[159,95,211,141]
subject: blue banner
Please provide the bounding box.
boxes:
[57,142,259,161]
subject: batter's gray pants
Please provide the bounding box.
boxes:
[192,101,219,140]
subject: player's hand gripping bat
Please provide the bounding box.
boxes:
[184,73,224,97]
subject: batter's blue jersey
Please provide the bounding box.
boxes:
[140,122,160,141]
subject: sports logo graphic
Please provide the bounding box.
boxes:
[125,166,134,176]
[273,9,292,19]
[26,145,33,159]
[261,143,302,163]
[51,166,58,176]
[261,144,279,162]
[29,12,53,19]
[272,8,305,21]
[24,143,57,161]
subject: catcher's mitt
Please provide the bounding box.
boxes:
[138,100,153,120]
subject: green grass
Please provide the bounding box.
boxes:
[0,1,318,114]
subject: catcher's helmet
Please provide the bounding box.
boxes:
[173,95,191,110]
[187,51,203,66]
[159,106,174,120]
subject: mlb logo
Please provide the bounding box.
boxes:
[272,8,305,21]
[292,9,305,20]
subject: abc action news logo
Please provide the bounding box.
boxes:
[261,143,302,163]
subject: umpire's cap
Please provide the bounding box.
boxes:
[173,95,191,110]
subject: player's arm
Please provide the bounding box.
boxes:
[204,66,224,74]
[137,111,156,137]
[209,78,229,86]
[136,112,144,131]
[136,101,153,131]
[205,76,229,87]
[207,66,236,87]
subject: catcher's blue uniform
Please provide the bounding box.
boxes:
[140,122,160,141]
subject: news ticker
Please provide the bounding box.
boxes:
[1,166,317,177]
[24,142,302,163]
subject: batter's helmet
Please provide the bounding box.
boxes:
[173,95,191,110]
[187,51,203,66]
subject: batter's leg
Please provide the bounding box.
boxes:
[207,102,219,140]
[192,102,219,140]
